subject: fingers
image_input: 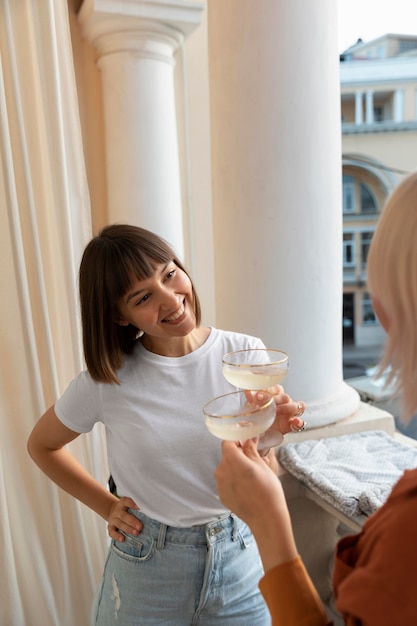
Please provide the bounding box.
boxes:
[294,400,305,417]
[221,439,264,466]
[289,401,307,433]
[221,439,257,463]
[107,496,142,542]
[222,438,272,466]
[289,416,307,433]
[266,384,284,395]
[262,449,279,473]
[241,438,264,461]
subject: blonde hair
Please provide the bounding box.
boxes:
[367,171,417,420]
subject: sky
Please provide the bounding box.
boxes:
[338,0,417,52]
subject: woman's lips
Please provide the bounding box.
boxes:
[163,300,185,322]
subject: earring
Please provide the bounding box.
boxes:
[136,329,144,339]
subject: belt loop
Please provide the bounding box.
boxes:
[231,514,239,541]
[156,522,167,550]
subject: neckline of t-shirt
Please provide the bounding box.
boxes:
[135,327,218,364]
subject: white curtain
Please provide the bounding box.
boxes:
[0,1,108,624]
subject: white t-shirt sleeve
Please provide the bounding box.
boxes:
[54,370,101,433]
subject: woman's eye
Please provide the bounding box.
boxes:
[136,294,149,306]
[166,269,176,280]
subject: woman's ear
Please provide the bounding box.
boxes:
[114,315,130,327]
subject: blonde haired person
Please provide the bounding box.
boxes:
[215,171,417,625]
[367,171,417,420]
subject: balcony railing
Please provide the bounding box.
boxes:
[342,120,417,134]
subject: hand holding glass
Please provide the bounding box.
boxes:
[221,348,289,448]
[203,390,275,442]
[222,348,289,389]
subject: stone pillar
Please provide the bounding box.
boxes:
[78,0,203,256]
[355,91,363,124]
[393,88,404,122]
[366,89,374,123]
[208,0,359,427]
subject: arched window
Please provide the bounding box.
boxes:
[360,182,377,213]
[343,174,355,213]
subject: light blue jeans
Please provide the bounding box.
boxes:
[91,510,271,625]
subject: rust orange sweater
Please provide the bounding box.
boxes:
[259,468,417,625]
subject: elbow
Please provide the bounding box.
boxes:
[27,426,44,466]
[27,431,37,462]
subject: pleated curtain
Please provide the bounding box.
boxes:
[0,1,108,623]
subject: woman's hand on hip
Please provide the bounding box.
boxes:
[107,496,142,542]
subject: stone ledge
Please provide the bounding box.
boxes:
[280,400,395,451]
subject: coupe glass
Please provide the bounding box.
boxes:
[221,348,289,448]
[203,390,275,442]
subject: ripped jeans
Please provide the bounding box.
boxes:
[91,510,271,626]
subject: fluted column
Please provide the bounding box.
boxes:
[366,89,374,123]
[393,88,404,122]
[355,91,363,124]
[208,0,359,427]
[79,0,203,256]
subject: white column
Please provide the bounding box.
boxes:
[78,0,203,257]
[365,89,374,123]
[208,0,359,427]
[355,91,363,124]
[393,88,404,122]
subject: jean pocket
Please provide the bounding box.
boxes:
[237,523,255,549]
[111,531,155,562]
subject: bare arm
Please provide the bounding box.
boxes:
[27,405,142,541]
[214,438,298,572]
[215,440,331,625]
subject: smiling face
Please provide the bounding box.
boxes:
[79,224,203,381]
[116,261,198,352]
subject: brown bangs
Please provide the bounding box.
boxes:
[100,226,175,311]
[79,224,202,385]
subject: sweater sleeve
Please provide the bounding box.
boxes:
[259,556,332,626]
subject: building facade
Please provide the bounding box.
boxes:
[341,34,417,347]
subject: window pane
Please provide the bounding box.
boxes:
[343,233,355,266]
[362,292,377,324]
[361,231,373,265]
[343,176,355,213]
[360,183,377,213]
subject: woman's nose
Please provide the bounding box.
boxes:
[159,287,180,309]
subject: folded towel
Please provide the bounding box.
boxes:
[278,430,417,517]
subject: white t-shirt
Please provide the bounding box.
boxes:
[55,327,265,526]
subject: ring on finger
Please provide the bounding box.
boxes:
[290,419,307,433]
[295,401,304,417]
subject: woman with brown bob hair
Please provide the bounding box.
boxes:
[79,224,202,384]
[28,224,305,625]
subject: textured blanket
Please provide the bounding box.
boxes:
[278,430,417,517]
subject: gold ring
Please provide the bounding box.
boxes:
[290,420,307,433]
[295,401,304,417]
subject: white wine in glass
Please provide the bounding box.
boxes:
[222,349,289,449]
[203,390,275,442]
[222,349,288,390]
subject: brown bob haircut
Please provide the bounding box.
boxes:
[79,224,202,384]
